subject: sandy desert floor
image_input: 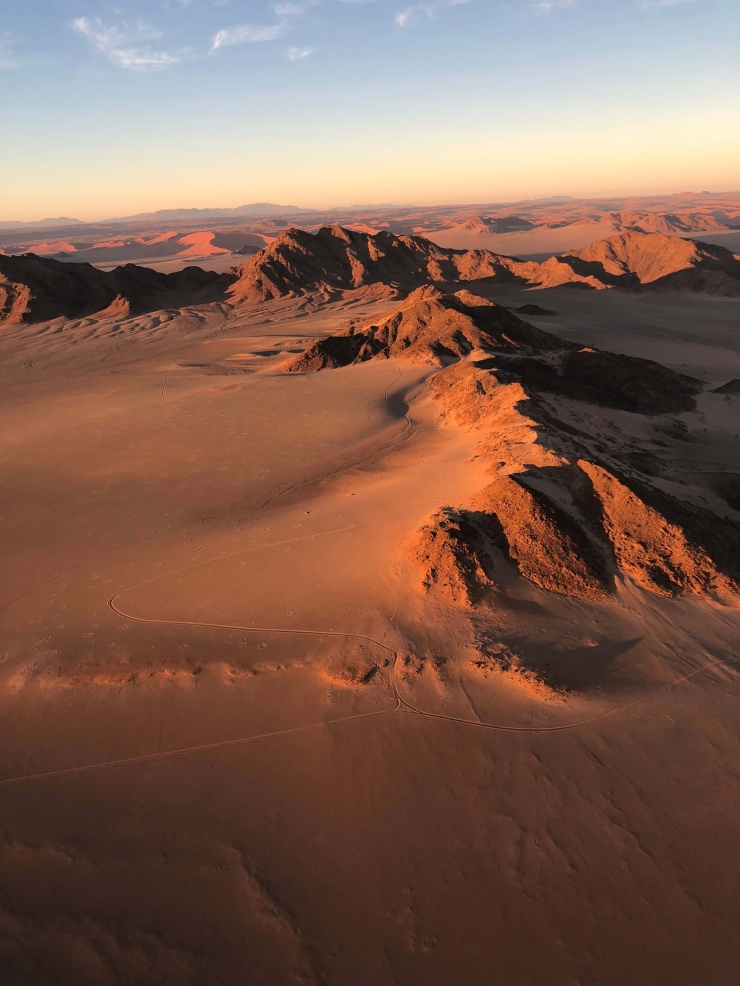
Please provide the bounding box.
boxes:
[1,288,739,984]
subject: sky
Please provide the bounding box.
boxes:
[1,0,738,221]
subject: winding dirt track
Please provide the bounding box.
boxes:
[0,372,724,787]
[0,524,721,787]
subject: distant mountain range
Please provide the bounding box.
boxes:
[0,204,309,231]
[0,218,85,230]
[3,226,739,327]
[225,226,740,303]
[103,203,310,223]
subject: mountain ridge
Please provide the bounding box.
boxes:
[228,225,740,301]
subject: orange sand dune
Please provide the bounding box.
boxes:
[0,226,739,985]
[176,231,230,257]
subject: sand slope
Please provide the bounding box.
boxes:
[0,241,739,984]
[288,289,740,609]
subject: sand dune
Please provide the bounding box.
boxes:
[1,228,740,984]
[5,225,738,330]
[287,286,740,610]
[3,191,738,276]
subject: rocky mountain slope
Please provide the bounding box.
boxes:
[0,254,232,325]
[285,290,740,606]
[228,226,740,301]
[283,286,565,371]
[609,211,733,235]
[557,231,740,293]
[225,224,545,303]
[4,226,739,327]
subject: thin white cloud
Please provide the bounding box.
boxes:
[288,46,315,58]
[211,22,286,50]
[640,0,697,7]
[212,0,318,53]
[72,16,179,71]
[532,0,573,14]
[395,0,469,28]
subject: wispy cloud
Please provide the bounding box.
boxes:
[72,16,179,71]
[532,0,573,15]
[640,0,697,7]
[288,46,315,59]
[212,22,286,50]
[212,0,317,53]
[395,0,469,28]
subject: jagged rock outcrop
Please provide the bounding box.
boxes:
[4,224,737,328]
[0,253,232,326]
[286,276,737,605]
[230,226,737,300]
[287,287,703,415]
[470,476,612,600]
[284,287,566,371]
[412,358,740,605]
[408,508,495,607]
[579,461,739,601]
[226,225,544,303]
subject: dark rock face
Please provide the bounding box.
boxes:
[226,225,546,303]
[713,379,740,395]
[500,349,702,415]
[284,287,566,373]
[0,253,233,325]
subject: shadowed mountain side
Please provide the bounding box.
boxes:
[0,254,234,326]
[416,361,740,605]
[226,224,546,303]
[494,349,702,415]
[283,287,567,371]
[714,379,740,394]
[557,231,740,294]
[228,225,740,303]
[283,289,738,604]
[283,288,703,417]
[609,211,733,235]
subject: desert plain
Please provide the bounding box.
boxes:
[1,200,740,984]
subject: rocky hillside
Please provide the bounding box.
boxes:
[414,356,738,605]
[229,225,740,301]
[225,224,547,302]
[5,227,738,328]
[610,211,734,235]
[554,231,740,293]
[284,287,739,606]
[0,253,232,326]
[283,286,565,371]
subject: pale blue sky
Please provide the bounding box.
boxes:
[1,0,738,220]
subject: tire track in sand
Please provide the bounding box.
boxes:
[0,545,723,786]
[0,373,726,785]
